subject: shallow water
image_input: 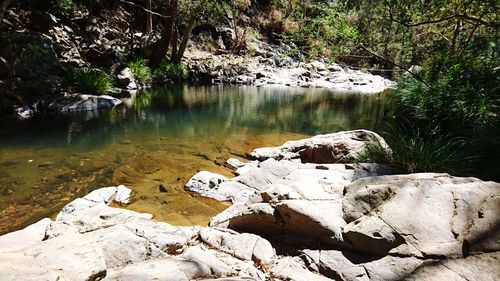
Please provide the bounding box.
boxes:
[0,85,387,234]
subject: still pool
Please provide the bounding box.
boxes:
[0,85,387,234]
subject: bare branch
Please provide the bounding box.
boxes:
[385,3,499,28]
[119,0,169,19]
[358,43,430,87]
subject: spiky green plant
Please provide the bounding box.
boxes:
[74,68,112,94]
[361,124,466,174]
[128,59,153,83]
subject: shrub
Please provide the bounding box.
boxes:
[73,68,111,94]
[30,0,75,15]
[361,124,466,174]
[128,59,152,83]
[21,44,48,60]
[388,61,499,133]
[154,61,188,82]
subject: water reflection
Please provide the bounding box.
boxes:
[0,85,386,234]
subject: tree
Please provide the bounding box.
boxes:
[146,0,152,32]
[151,0,178,65]
[150,0,224,64]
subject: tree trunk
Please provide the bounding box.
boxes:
[151,0,178,65]
[170,24,178,60]
[172,7,200,63]
[450,19,462,56]
[145,0,152,33]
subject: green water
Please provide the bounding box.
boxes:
[0,85,387,234]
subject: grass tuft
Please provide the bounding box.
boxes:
[361,124,466,175]
[128,59,153,83]
[73,68,111,94]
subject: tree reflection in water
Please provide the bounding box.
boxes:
[0,85,387,234]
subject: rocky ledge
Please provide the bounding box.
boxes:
[1,130,498,281]
[185,42,396,94]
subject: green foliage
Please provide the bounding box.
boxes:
[21,44,48,60]
[384,58,499,180]
[128,59,153,83]
[389,61,499,133]
[29,0,75,15]
[361,125,465,174]
[73,68,111,94]
[273,1,357,59]
[344,0,499,69]
[154,61,188,82]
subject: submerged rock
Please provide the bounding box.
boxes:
[33,94,122,113]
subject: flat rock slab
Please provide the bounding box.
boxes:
[342,173,500,257]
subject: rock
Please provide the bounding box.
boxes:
[343,216,404,255]
[210,203,280,234]
[211,200,347,248]
[270,256,332,281]
[0,233,108,281]
[275,200,346,246]
[105,258,202,281]
[33,94,122,113]
[1,169,499,281]
[0,32,63,81]
[185,171,228,191]
[232,159,299,190]
[185,173,259,203]
[310,61,327,72]
[126,219,198,254]
[0,218,51,254]
[184,171,259,202]
[14,105,34,119]
[117,67,135,88]
[115,184,132,204]
[226,158,246,169]
[328,64,344,72]
[56,198,153,233]
[184,44,395,93]
[342,173,500,257]
[249,130,391,163]
[199,228,276,264]
[406,252,500,281]
[303,249,424,281]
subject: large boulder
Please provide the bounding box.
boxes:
[209,163,393,247]
[342,173,500,257]
[249,130,391,163]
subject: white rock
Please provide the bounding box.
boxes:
[200,228,276,264]
[270,256,331,281]
[249,130,391,164]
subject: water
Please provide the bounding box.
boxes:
[0,85,387,234]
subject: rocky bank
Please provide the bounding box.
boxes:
[185,43,396,94]
[2,6,394,118]
[1,130,498,281]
